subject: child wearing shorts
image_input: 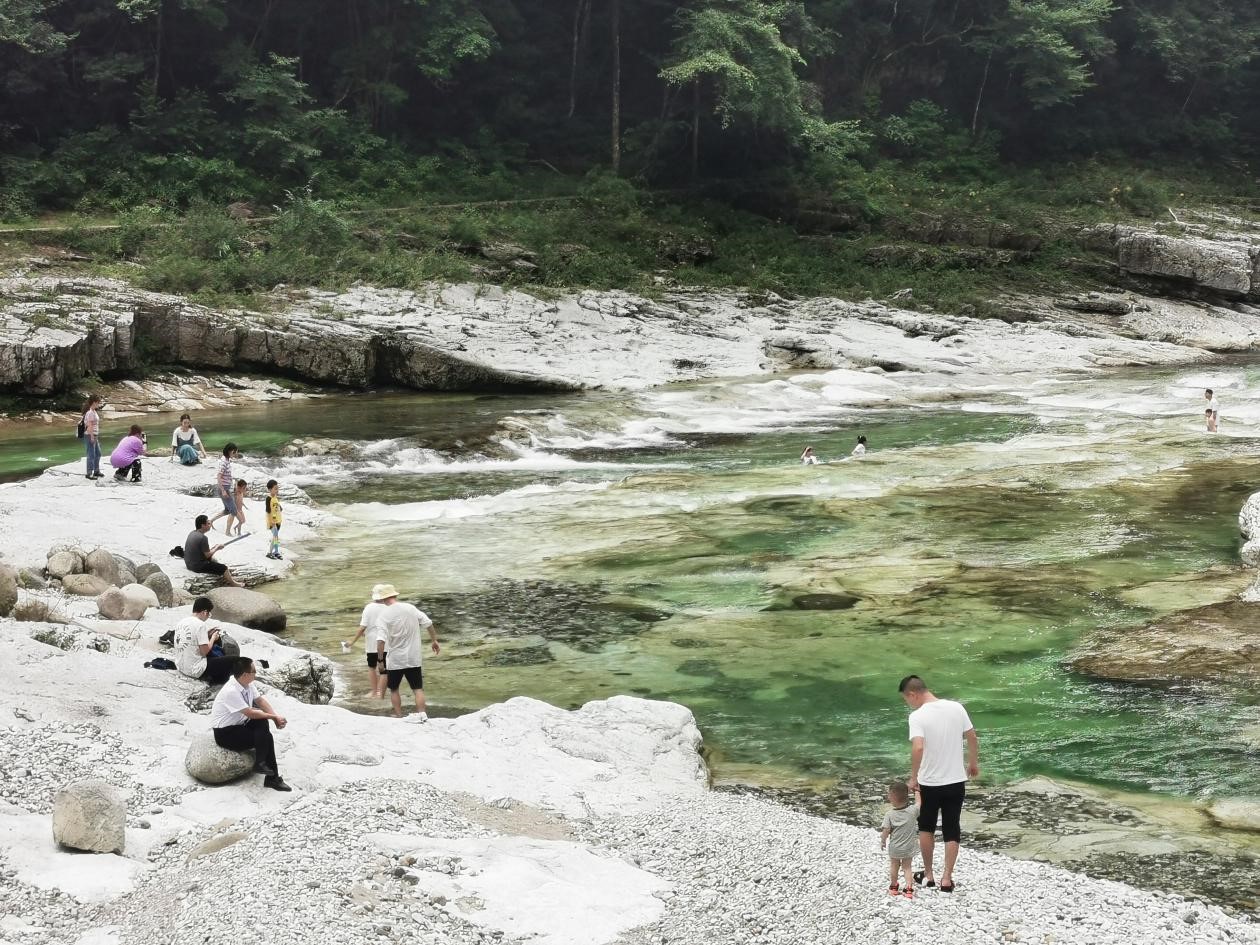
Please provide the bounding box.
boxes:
[264,479,283,560]
[880,779,919,898]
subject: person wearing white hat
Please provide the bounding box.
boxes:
[370,584,440,722]
[343,583,395,699]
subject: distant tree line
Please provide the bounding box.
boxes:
[2,0,1258,212]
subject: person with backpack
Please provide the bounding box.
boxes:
[80,395,103,480]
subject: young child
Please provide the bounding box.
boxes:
[228,479,248,536]
[264,479,283,560]
[880,779,918,898]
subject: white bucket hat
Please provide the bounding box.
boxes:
[371,583,399,601]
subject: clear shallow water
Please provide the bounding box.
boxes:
[6,366,1260,801]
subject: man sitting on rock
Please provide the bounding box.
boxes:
[183,514,240,587]
[174,596,237,685]
[211,657,292,792]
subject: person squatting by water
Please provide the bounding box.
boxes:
[171,414,207,466]
[109,424,147,482]
[81,394,103,480]
[264,479,283,560]
[208,443,241,531]
[880,780,919,899]
[1205,388,1219,432]
[182,514,241,587]
[372,584,440,721]
[211,657,292,792]
[900,674,979,894]
[345,584,392,698]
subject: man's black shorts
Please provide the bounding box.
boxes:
[191,560,228,576]
[917,780,966,843]
[367,651,387,670]
[386,666,423,691]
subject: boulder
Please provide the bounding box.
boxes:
[113,554,138,587]
[185,731,255,784]
[97,583,160,620]
[135,562,164,583]
[62,573,112,596]
[1240,490,1260,566]
[142,571,174,607]
[206,587,287,634]
[19,567,47,590]
[0,564,17,618]
[52,779,125,854]
[1207,798,1260,833]
[261,654,335,704]
[84,549,121,586]
[47,549,84,580]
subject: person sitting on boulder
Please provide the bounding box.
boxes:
[183,514,241,587]
[210,657,292,792]
[171,414,207,466]
[174,596,237,685]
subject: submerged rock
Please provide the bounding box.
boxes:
[53,779,125,854]
[1069,601,1260,683]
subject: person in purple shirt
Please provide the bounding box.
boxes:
[109,425,148,483]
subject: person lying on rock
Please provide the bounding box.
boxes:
[175,596,239,685]
[211,657,292,792]
[183,514,241,587]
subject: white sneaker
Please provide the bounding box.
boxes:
[406,712,429,724]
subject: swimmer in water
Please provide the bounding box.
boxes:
[800,446,820,465]
[852,435,868,457]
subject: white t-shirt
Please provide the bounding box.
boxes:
[1208,396,1220,415]
[371,602,432,670]
[211,676,260,728]
[801,454,819,465]
[174,615,211,679]
[359,602,388,650]
[852,443,867,456]
[908,699,974,786]
[172,425,202,448]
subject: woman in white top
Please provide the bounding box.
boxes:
[852,435,868,456]
[800,446,820,465]
[82,394,103,480]
[171,414,207,465]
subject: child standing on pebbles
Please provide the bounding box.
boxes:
[264,479,283,560]
[880,780,919,898]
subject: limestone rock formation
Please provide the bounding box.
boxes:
[1069,601,1260,684]
[61,573,112,596]
[97,583,160,620]
[185,732,255,784]
[205,587,286,633]
[52,779,126,854]
[261,654,335,705]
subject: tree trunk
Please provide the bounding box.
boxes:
[568,0,590,119]
[691,80,700,183]
[970,49,992,137]
[610,0,621,174]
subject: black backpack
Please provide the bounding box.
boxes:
[75,417,86,439]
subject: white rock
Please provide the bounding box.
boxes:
[184,731,255,785]
[96,583,159,620]
[52,779,125,854]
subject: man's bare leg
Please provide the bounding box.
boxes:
[390,687,402,718]
[221,570,240,588]
[413,687,426,715]
[940,840,960,887]
[918,831,935,884]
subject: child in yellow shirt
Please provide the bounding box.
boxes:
[265,479,283,560]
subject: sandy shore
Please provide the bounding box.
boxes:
[1,414,1258,945]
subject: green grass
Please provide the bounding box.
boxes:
[12,159,1260,316]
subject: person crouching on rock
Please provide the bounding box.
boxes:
[174,596,239,685]
[372,584,440,722]
[183,514,241,587]
[211,657,292,792]
[109,424,148,482]
[171,414,207,466]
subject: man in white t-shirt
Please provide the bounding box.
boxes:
[1205,388,1220,432]
[344,584,392,699]
[899,674,979,893]
[174,597,235,685]
[371,584,440,722]
[210,657,291,791]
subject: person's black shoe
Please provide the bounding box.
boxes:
[263,775,292,792]
[113,471,126,481]
[130,476,141,483]
[258,659,270,669]
[252,762,278,777]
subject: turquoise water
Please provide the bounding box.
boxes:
[7,366,1260,800]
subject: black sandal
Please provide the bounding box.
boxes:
[912,871,936,888]
[939,882,955,893]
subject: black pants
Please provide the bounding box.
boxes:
[113,459,141,480]
[201,656,236,685]
[917,781,966,843]
[213,718,278,774]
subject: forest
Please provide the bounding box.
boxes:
[3,0,1259,215]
